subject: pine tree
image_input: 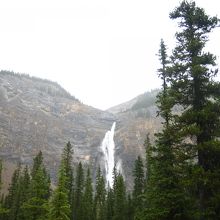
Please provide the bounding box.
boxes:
[124,194,134,220]
[132,156,144,218]
[73,162,84,220]
[94,167,106,220]
[22,151,51,220]
[82,168,94,220]
[49,160,70,220]
[0,160,8,219]
[0,160,2,190]
[169,1,220,219]
[142,38,191,219]
[17,166,30,220]
[49,142,73,220]
[62,142,74,203]
[6,164,21,220]
[105,187,114,220]
[112,173,126,220]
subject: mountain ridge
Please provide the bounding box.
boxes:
[0,70,161,190]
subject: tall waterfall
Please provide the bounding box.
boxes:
[100,122,116,188]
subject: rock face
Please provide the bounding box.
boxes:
[108,90,162,189]
[0,71,161,189]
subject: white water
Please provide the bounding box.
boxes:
[100,122,116,188]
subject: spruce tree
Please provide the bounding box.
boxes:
[132,155,144,218]
[73,162,84,220]
[6,164,21,220]
[105,187,114,220]
[0,160,8,219]
[94,167,106,220]
[82,168,94,220]
[22,151,51,220]
[169,1,220,219]
[62,141,74,204]
[124,194,134,220]
[142,38,190,219]
[49,160,70,220]
[0,160,2,190]
[112,173,126,220]
[17,166,30,220]
[49,142,73,220]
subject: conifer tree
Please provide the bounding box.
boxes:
[124,194,134,220]
[73,162,84,220]
[49,160,70,220]
[112,173,126,220]
[6,164,21,220]
[17,166,30,220]
[168,1,220,219]
[62,141,74,204]
[0,160,2,190]
[94,167,106,220]
[142,38,190,219]
[0,160,8,219]
[82,168,94,220]
[50,142,73,220]
[22,151,51,220]
[105,187,114,220]
[132,156,144,217]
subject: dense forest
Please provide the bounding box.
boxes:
[0,1,220,219]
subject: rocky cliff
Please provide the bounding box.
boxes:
[0,71,161,190]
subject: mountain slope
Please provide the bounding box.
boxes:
[0,71,162,190]
[110,90,162,188]
[0,71,115,183]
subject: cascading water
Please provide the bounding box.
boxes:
[100,122,116,188]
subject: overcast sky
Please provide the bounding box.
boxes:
[0,0,220,110]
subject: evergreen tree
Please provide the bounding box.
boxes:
[49,160,70,220]
[49,142,73,220]
[94,167,106,220]
[0,160,8,219]
[73,162,84,220]
[168,1,220,219]
[22,151,51,220]
[112,173,126,220]
[105,187,114,220]
[142,38,190,219]
[6,164,21,220]
[124,194,134,220]
[62,141,74,203]
[132,156,144,217]
[17,166,30,220]
[0,160,2,190]
[82,168,94,220]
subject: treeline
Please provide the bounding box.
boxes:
[0,142,145,220]
[0,70,78,101]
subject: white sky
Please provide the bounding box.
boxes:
[0,0,220,110]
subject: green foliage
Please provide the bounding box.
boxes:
[132,156,144,217]
[49,160,71,220]
[168,1,220,219]
[105,187,114,220]
[82,168,94,220]
[22,151,50,220]
[94,167,106,220]
[131,90,158,111]
[73,162,84,220]
[62,142,74,205]
[49,142,73,220]
[113,173,126,220]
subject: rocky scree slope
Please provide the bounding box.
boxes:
[0,71,115,183]
[0,71,161,190]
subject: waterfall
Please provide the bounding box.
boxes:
[100,122,116,188]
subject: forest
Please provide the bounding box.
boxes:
[0,1,220,219]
